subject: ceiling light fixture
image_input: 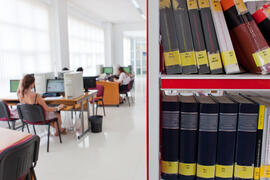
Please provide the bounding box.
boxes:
[131,0,146,20]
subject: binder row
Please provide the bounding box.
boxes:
[161,93,270,180]
[160,0,270,75]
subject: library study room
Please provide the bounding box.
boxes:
[0,0,146,180]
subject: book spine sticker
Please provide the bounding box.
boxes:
[181,112,198,130]
[252,48,270,67]
[179,163,197,176]
[162,161,179,175]
[234,165,254,179]
[218,113,237,131]
[216,165,234,178]
[197,164,216,178]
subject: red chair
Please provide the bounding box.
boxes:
[17,104,62,152]
[89,85,106,116]
[0,101,19,130]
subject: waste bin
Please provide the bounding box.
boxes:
[88,115,103,133]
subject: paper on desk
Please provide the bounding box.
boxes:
[44,96,63,100]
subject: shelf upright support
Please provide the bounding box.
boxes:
[148,0,160,179]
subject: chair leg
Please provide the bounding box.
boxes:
[96,103,98,115]
[56,121,62,144]
[102,100,106,116]
[33,125,37,135]
[47,124,50,152]
[26,124,30,133]
[12,121,16,130]
[126,93,130,107]
[22,123,25,132]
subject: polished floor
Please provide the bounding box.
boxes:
[1,76,147,180]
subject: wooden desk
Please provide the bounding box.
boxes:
[97,81,120,106]
[1,90,98,139]
[0,128,32,153]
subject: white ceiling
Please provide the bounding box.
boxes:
[67,0,146,24]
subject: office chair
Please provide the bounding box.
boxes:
[89,85,106,116]
[119,79,135,107]
[0,135,40,180]
[0,101,19,130]
[17,104,62,152]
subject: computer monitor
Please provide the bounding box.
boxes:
[64,72,84,99]
[10,80,20,93]
[83,77,97,92]
[123,67,131,73]
[35,72,55,94]
[57,71,72,79]
[103,67,113,74]
[46,79,65,93]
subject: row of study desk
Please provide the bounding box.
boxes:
[1,90,98,139]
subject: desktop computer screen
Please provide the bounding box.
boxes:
[103,67,113,74]
[123,67,131,73]
[46,79,65,93]
[10,80,20,93]
[83,77,97,92]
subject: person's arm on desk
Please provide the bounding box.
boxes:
[36,94,65,112]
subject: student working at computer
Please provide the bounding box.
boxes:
[17,74,66,136]
[114,67,131,103]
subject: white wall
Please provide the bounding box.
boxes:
[112,22,146,66]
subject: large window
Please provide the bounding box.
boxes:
[124,37,146,75]
[68,16,105,75]
[0,0,52,95]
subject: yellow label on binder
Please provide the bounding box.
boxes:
[161,161,179,174]
[160,0,171,9]
[234,165,254,179]
[196,51,209,66]
[211,0,222,12]
[187,0,198,10]
[181,51,196,67]
[221,50,238,67]
[179,163,196,176]
[258,105,265,130]
[164,51,182,66]
[197,164,215,178]
[261,165,270,178]
[208,53,223,71]
[254,167,260,180]
[198,0,210,8]
[253,48,270,67]
[216,165,234,178]
[234,0,248,14]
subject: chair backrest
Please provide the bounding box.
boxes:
[89,85,104,97]
[128,79,135,91]
[17,104,45,124]
[0,101,10,120]
[0,136,40,180]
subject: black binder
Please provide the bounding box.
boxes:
[161,94,180,180]
[172,0,198,74]
[211,96,238,180]
[196,96,219,180]
[227,95,259,180]
[179,95,199,180]
[187,0,210,74]
[160,0,182,74]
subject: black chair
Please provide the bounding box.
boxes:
[0,101,19,129]
[17,104,62,152]
[0,135,40,180]
[119,79,135,107]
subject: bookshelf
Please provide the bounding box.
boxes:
[147,1,270,180]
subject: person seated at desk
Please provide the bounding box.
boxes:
[114,67,131,103]
[17,74,66,136]
[77,67,83,73]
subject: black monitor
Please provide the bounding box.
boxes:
[10,80,20,93]
[46,79,65,93]
[122,67,131,73]
[83,77,97,92]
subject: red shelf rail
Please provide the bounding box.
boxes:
[161,76,270,90]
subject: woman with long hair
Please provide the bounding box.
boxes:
[17,74,66,136]
[114,67,131,103]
